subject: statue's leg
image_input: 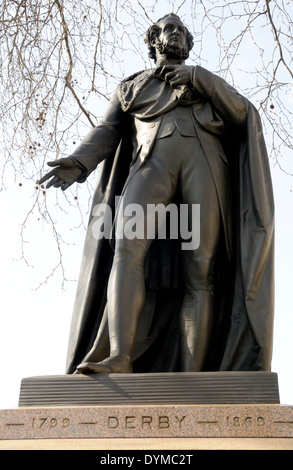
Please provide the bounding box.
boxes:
[77,149,178,374]
[178,141,222,372]
[76,214,152,373]
[179,251,219,372]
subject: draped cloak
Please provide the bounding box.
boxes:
[65,67,275,374]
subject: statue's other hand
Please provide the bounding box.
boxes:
[38,158,84,191]
[160,64,192,88]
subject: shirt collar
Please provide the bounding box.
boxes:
[156,58,185,68]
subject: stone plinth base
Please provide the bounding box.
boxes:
[1,404,293,442]
[18,372,280,406]
[1,372,292,450]
[1,436,293,450]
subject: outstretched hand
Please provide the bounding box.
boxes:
[38,158,84,191]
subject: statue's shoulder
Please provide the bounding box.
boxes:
[121,69,153,84]
[118,69,154,112]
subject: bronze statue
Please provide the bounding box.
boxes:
[39,14,274,375]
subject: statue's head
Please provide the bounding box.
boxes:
[146,13,194,63]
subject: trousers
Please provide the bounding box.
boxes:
[106,127,225,371]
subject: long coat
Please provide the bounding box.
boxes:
[65,65,275,374]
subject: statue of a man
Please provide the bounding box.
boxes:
[40,14,274,375]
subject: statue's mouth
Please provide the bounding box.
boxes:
[170,37,182,44]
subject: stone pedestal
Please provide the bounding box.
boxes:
[1,372,292,450]
[18,372,280,406]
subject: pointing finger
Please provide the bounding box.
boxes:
[45,175,60,189]
[38,169,58,185]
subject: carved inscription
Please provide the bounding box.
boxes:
[226,416,265,427]
[31,417,70,429]
[105,412,268,434]
[4,406,287,440]
[107,415,186,430]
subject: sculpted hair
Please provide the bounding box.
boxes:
[145,13,194,62]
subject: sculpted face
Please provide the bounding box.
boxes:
[152,16,189,61]
[157,16,188,51]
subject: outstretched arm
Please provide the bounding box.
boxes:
[39,90,125,191]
